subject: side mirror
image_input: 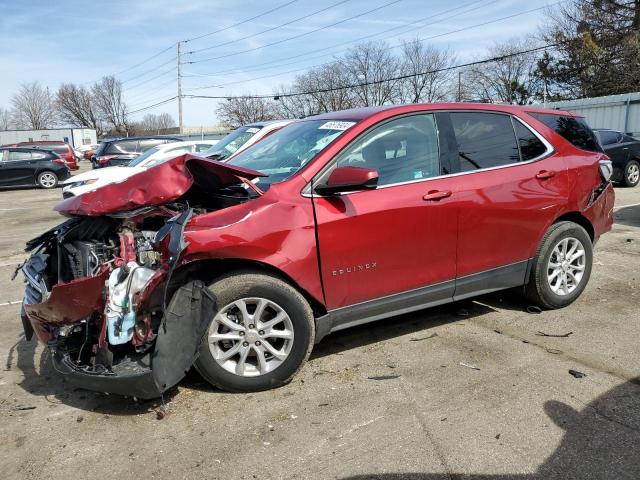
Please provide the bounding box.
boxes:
[314,166,379,195]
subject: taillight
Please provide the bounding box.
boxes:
[53,158,65,165]
[598,154,613,182]
[97,155,116,164]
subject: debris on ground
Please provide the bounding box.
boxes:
[410,333,438,342]
[76,416,83,423]
[526,305,543,314]
[459,362,480,371]
[569,369,586,378]
[545,348,563,354]
[536,331,573,338]
[495,433,501,440]
[493,329,502,335]
[367,375,401,381]
[156,406,167,420]
[386,360,397,369]
[14,406,36,411]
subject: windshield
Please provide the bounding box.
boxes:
[201,125,263,160]
[128,146,161,167]
[227,119,356,191]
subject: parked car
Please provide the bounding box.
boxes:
[201,120,293,161]
[19,103,613,399]
[62,140,219,197]
[0,147,70,188]
[91,136,183,168]
[593,129,640,187]
[16,141,78,170]
[78,143,99,160]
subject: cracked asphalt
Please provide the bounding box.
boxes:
[0,162,639,479]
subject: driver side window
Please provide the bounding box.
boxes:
[335,114,440,186]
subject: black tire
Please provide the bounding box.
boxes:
[195,271,315,392]
[525,221,593,309]
[36,171,58,189]
[622,159,640,187]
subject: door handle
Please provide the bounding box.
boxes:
[423,190,452,201]
[535,170,556,180]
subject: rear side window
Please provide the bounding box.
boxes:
[30,151,49,160]
[450,112,520,171]
[596,130,620,146]
[106,140,138,154]
[530,113,601,152]
[8,150,32,161]
[513,120,548,161]
[139,139,165,152]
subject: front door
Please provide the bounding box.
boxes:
[1,150,34,186]
[312,113,458,311]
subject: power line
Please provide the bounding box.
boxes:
[185,2,556,93]
[128,96,178,115]
[123,65,176,92]
[121,56,177,84]
[184,0,301,43]
[183,44,559,100]
[182,0,494,79]
[185,0,404,64]
[186,0,354,55]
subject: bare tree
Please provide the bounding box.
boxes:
[464,38,542,104]
[139,113,176,133]
[156,112,176,130]
[11,82,56,129]
[92,76,130,135]
[0,107,13,130]
[342,41,402,106]
[399,40,456,103]
[56,83,104,135]
[216,96,278,128]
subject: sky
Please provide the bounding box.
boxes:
[0,0,555,127]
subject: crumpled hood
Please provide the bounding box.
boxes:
[55,154,266,216]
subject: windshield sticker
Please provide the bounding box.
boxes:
[246,127,260,134]
[318,121,355,131]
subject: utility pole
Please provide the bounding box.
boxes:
[177,41,183,135]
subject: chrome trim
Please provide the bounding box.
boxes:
[303,112,555,198]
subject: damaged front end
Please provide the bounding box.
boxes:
[18,155,263,399]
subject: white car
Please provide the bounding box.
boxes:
[200,120,293,161]
[61,140,218,198]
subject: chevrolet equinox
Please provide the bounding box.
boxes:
[19,103,614,398]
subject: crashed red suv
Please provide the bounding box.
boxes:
[19,103,614,398]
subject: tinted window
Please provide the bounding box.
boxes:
[139,139,165,152]
[596,130,620,146]
[106,140,138,154]
[8,151,32,161]
[513,120,548,160]
[203,125,264,160]
[450,112,519,171]
[530,113,601,152]
[30,151,49,160]
[334,114,440,186]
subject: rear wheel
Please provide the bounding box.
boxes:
[623,160,640,187]
[525,221,593,309]
[37,171,58,189]
[195,271,315,392]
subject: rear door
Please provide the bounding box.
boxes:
[312,113,458,311]
[444,111,566,298]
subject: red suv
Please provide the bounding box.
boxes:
[19,103,614,398]
[17,141,79,170]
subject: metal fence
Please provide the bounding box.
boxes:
[547,92,640,137]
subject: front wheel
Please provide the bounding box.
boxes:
[525,221,593,309]
[195,271,315,392]
[623,160,640,187]
[37,171,58,189]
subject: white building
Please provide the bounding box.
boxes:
[0,127,97,147]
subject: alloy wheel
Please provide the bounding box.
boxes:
[627,163,639,185]
[208,297,295,377]
[546,237,586,296]
[39,172,56,188]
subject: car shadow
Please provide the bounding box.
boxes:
[614,203,640,228]
[339,377,640,479]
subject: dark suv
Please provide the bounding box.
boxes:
[19,103,614,398]
[0,147,70,188]
[92,136,182,168]
[594,129,640,187]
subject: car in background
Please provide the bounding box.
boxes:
[62,140,218,197]
[78,143,99,160]
[16,141,78,170]
[594,129,640,187]
[201,120,293,161]
[92,136,182,168]
[0,147,70,189]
